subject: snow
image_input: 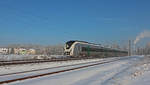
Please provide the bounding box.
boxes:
[102,55,150,85]
[1,56,150,85]
[123,56,150,85]
[0,58,102,75]
[130,71,150,85]
[0,59,105,82]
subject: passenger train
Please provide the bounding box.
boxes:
[64,40,128,57]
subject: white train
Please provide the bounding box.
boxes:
[64,40,128,57]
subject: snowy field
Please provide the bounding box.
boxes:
[1,56,150,85]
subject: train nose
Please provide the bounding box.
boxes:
[64,52,70,55]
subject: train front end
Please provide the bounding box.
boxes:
[64,41,76,56]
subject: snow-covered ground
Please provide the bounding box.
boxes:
[0,58,102,75]
[1,56,150,85]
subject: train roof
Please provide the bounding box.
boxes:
[66,40,88,43]
[66,40,101,45]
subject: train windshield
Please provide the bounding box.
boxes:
[66,41,76,49]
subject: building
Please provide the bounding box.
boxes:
[14,48,27,55]
[28,49,36,55]
[0,48,9,54]
[14,48,36,55]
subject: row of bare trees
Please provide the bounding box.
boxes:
[109,42,150,55]
[2,42,149,56]
[135,43,150,55]
[2,44,64,55]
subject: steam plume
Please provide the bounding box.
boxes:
[134,30,150,45]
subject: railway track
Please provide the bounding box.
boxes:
[0,59,103,76]
[0,57,95,66]
[0,58,121,84]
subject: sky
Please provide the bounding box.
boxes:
[0,0,150,45]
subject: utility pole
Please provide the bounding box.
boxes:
[128,40,131,56]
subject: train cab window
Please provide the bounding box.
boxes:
[66,41,76,49]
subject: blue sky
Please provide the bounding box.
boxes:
[0,0,150,45]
